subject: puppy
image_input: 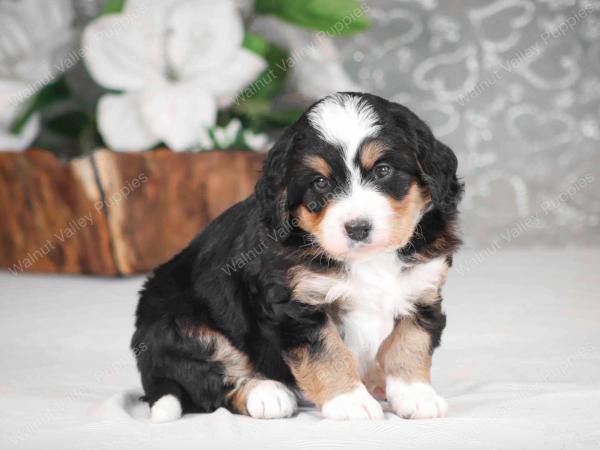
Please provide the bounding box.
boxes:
[132,92,463,422]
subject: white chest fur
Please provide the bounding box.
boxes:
[331,254,447,374]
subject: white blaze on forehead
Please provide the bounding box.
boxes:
[308,93,381,171]
[308,94,389,258]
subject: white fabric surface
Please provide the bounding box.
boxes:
[1,249,599,449]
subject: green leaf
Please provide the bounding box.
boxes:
[206,128,220,149]
[240,33,289,101]
[255,0,369,35]
[45,111,92,139]
[102,0,125,14]
[229,98,303,132]
[10,77,71,134]
[242,33,273,58]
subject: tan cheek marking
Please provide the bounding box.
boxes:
[304,155,331,178]
[294,204,326,236]
[377,317,432,383]
[387,182,430,248]
[359,141,386,170]
[292,200,336,253]
[186,326,253,382]
[286,322,360,407]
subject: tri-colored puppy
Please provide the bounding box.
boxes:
[132,92,463,422]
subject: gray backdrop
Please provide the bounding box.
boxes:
[70,0,600,248]
[338,0,600,248]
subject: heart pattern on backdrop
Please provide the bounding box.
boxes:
[338,0,599,246]
[587,41,600,74]
[469,0,536,54]
[505,104,577,152]
[369,8,424,55]
[413,45,480,101]
[392,93,460,137]
[517,41,582,90]
[463,170,530,222]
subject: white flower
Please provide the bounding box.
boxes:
[194,119,269,151]
[83,0,266,152]
[213,119,242,148]
[0,0,74,151]
[242,129,270,151]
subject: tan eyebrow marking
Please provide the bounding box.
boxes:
[304,155,331,178]
[359,141,386,170]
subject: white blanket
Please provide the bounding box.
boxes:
[1,250,599,449]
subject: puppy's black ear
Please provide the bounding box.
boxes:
[255,127,295,232]
[416,134,463,215]
[387,100,462,214]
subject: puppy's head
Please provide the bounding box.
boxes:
[256,92,462,261]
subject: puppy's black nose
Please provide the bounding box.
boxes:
[345,219,372,242]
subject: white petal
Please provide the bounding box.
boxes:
[213,128,229,149]
[140,81,217,151]
[243,130,269,151]
[0,79,28,109]
[203,49,267,108]
[0,0,75,83]
[196,128,214,150]
[124,0,180,18]
[0,114,39,151]
[97,92,158,151]
[82,14,165,91]
[166,0,244,79]
[223,119,242,143]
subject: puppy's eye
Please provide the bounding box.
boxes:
[373,163,392,179]
[312,176,331,192]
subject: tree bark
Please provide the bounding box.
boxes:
[0,148,264,276]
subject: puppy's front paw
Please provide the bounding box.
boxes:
[246,380,298,419]
[387,379,447,419]
[321,384,384,420]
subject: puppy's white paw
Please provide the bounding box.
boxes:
[321,384,384,420]
[386,378,447,419]
[151,394,182,423]
[246,380,298,419]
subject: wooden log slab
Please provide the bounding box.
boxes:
[0,149,264,275]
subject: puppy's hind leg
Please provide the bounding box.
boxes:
[136,323,237,422]
[186,324,297,419]
[142,376,185,423]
